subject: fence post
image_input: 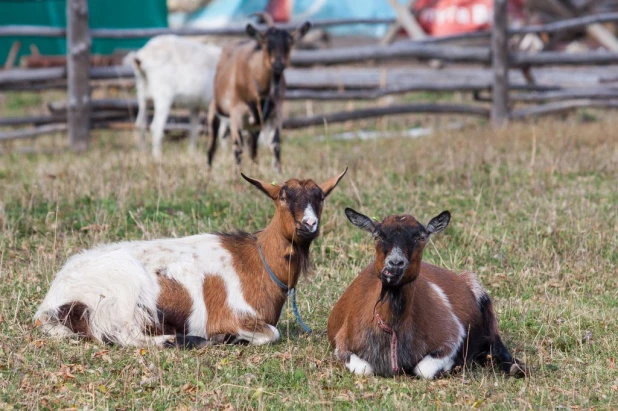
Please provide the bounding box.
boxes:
[491,0,509,127]
[66,0,91,150]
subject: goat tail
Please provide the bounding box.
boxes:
[123,51,146,79]
[479,294,527,378]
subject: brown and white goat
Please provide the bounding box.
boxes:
[207,13,311,171]
[34,170,346,347]
[327,208,525,379]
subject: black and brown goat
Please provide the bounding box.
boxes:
[207,13,311,171]
[327,208,526,379]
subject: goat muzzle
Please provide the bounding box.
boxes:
[381,266,406,286]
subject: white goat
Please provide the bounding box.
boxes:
[124,35,222,159]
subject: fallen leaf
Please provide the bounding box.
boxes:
[182,383,197,394]
[252,387,265,399]
[92,350,110,358]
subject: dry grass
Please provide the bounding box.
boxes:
[1,111,617,409]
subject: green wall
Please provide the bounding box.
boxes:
[1,0,167,66]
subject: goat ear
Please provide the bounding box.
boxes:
[241,173,279,199]
[246,24,264,42]
[292,21,312,43]
[426,211,451,235]
[319,167,347,198]
[345,208,377,234]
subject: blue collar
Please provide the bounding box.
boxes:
[258,244,312,334]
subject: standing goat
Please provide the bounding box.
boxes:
[207,14,311,171]
[34,170,347,347]
[328,209,526,379]
[124,35,222,159]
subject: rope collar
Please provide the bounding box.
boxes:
[374,306,399,374]
[257,244,312,334]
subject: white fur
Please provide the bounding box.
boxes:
[238,324,280,345]
[346,354,374,375]
[123,35,222,159]
[460,271,485,303]
[414,355,454,380]
[35,234,259,346]
[302,204,318,233]
[411,282,466,379]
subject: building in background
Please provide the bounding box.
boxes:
[1,0,167,68]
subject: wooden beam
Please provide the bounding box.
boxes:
[0,19,396,38]
[291,43,489,66]
[491,0,509,127]
[66,0,91,151]
[511,12,618,35]
[386,0,425,41]
[511,51,618,66]
[0,124,67,141]
[282,103,489,129]
[511,99,618,119]
[511,88,618,102]
[4,41,21,69]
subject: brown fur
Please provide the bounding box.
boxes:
[156,275,193,334]
[202,171,346,342]
[328,211,523,377]
[56,302,92,338]
[328,262,482,363]
[207,21,311,170]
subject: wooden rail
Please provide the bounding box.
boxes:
[3,3,618,146]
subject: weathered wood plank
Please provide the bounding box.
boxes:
[66,0,91,150]
[491,0,509,127]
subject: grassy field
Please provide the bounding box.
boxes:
[1,111,617,409]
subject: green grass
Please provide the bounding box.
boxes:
[1,116,617,409]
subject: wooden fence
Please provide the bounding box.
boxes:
[1,0,618,147]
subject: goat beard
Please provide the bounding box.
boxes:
[271,72,284,99]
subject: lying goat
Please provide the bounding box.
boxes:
[328,208,525,379]
[124,35,222,159]
[35,169,347,347]
[207,13,311,171]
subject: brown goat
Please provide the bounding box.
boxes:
[327,208,526,379]
[207,13,311,171]
[35,170,347,348]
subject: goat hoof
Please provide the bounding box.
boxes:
[509,362,527,378]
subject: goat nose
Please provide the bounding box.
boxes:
[388,258,405,267]
[273,61,285,74]
[302,217,317,231]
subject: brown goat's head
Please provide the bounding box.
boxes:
[345,209,451,287]
[246,16,311,91]
[242,168,347,243]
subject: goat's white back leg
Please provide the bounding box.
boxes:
[135,78,148,150]
[188,107,200,153]
[261,121,282,172]
[150,97,172,160]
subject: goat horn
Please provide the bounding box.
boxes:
[251,12,274,27]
